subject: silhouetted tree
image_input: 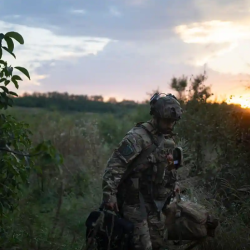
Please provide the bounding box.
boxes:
[170,75,188,101]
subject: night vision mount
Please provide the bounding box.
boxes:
[149,93,178,105]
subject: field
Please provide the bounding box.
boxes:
[1,96,250,250]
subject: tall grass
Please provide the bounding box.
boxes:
[2,102,250,250]
[1,111,111,250]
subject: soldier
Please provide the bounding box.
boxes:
[102,93,183,250]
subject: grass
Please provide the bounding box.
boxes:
[1,102,250,250]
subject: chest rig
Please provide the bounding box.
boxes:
[142,123,175,215]
[121,122,176,219]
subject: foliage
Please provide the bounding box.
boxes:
[0,31,32,217]
[1,112,109,249]
[0,32,30,108]
[171,86,250,249]
[4,91,249,250]
[0,31,63,246]
[13,91,139,115]
[170,71,213,103]
[170,75,188,101]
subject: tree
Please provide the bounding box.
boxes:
[170,75,188,101]
[0,31,63,235]
[170,73,212,103]
[189,74,212,102]
[108,97,117,103]
[90,95,104,102]
[0,31,32,216]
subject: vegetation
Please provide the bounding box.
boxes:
[0,31,64,248]
[13,92,139,115]
[1,31,250,250]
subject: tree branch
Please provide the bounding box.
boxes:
[0,147,42,157]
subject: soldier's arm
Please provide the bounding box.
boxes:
[174,171,180,193]
[102,132,144,204]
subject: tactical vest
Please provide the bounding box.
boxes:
[119,122,178,217]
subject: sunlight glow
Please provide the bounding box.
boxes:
[226,95,250,109]
[174,20,250,44]
[174,20,250,74]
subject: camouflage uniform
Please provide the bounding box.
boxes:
[102,94,183,250]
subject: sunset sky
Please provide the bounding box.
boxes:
[0,0,250,103]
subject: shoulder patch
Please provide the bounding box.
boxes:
[118,140,134,156]
[115,134,143,164]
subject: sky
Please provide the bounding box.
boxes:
[0,0,250,103]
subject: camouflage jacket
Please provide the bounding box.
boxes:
[102,121,180,204]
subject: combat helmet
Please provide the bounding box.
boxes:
[149,93,182,121]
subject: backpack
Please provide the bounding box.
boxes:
[163,195,219,242]
[85,205,134,250]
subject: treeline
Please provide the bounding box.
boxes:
[14,92,142,114]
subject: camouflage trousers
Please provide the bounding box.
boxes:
[122,202,166,250]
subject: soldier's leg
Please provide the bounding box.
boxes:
[123,203,152,250]
[146,203,166,250]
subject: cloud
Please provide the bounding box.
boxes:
[125,0,149,6]
[193,0,250,21]
[174,20,250,44]
[25,51,250,103]
[190,42,238,66]
[174,20,250,72]
[70,9,86,15]
[0,21,113,86]
[3,14,21,19]
[1,0,249,101]
[109,6,122,17]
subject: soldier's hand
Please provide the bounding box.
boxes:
[174,184,180,194]
[104,202,119,211]
[167,154,173,161]
[167,154,175,170]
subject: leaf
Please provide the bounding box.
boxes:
[4,36,14,52]
[11,75,22,81]
[2,46,16,59]
[14,67,30,80]
[0,60,7,66]
[9,91,18,97]
[0,78,6,83]
[0,86,9,93]
[12,79,19,89]
[5,31,24,45]
[0,48,2,59]
[4,80,10,86]
[0,33,4,40]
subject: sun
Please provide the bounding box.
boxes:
[226,95,250,109]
